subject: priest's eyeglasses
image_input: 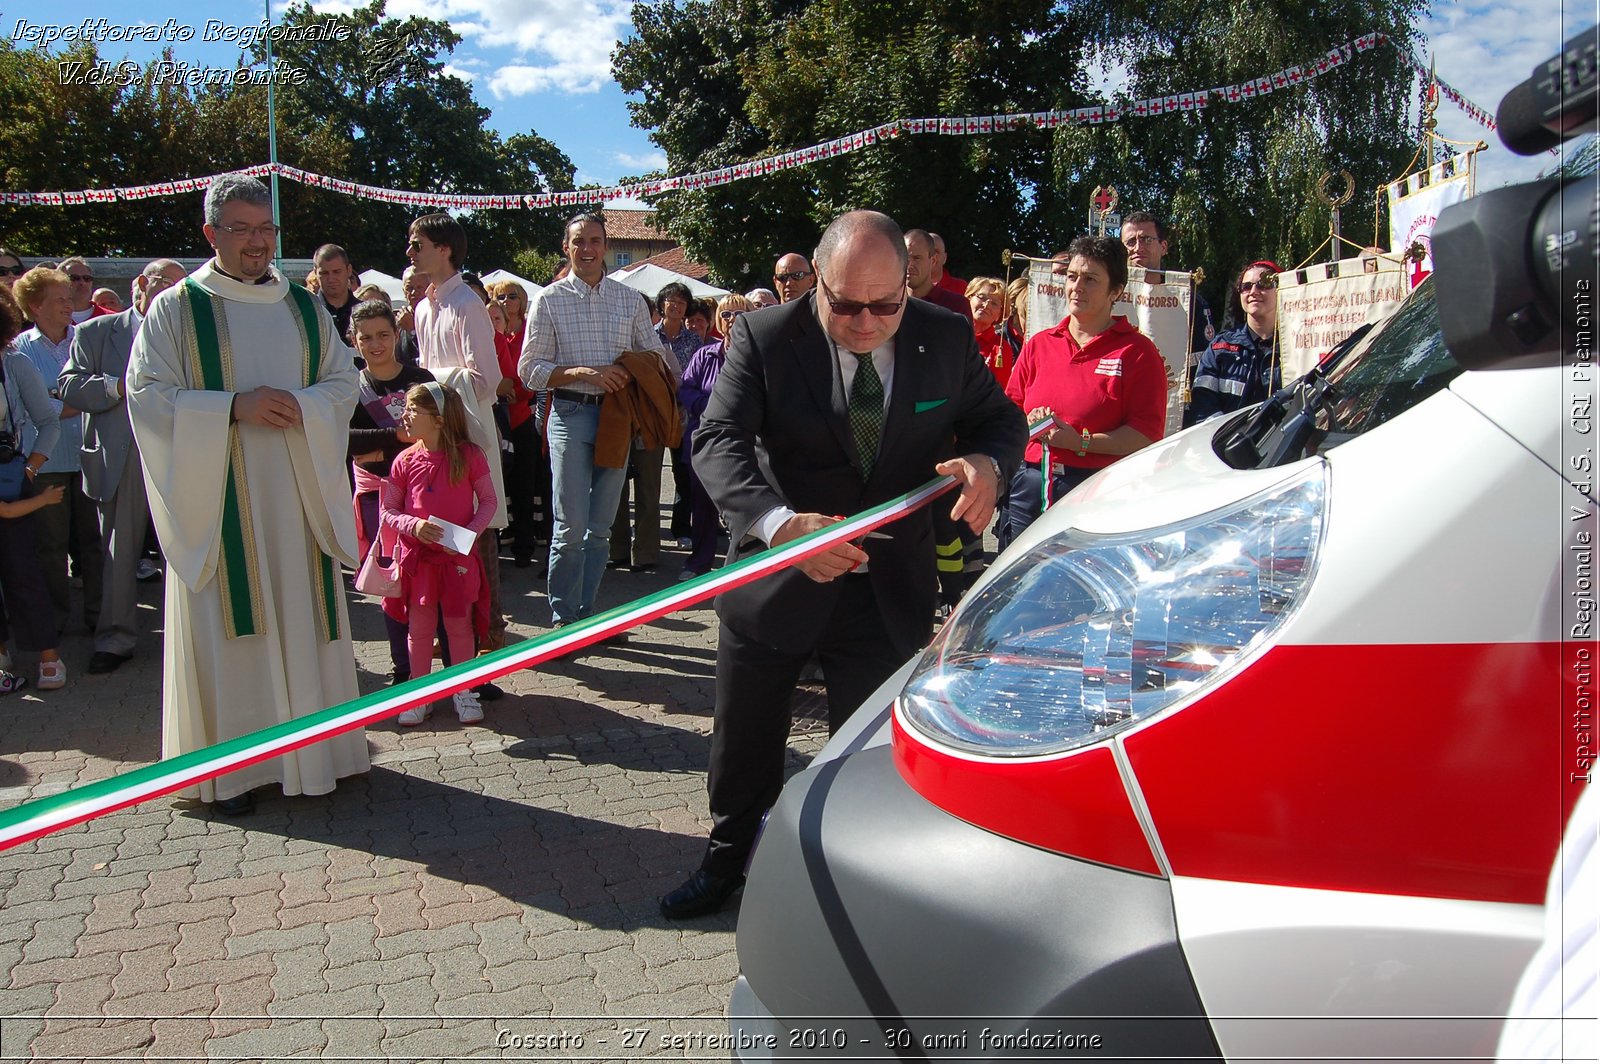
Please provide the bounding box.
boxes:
[217,223,281,240]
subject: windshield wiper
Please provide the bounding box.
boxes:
[1218,323,1372,469]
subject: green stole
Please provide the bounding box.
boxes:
[176,279,341,643]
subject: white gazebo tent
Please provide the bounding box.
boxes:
[356,268,406,303]
[610,264,727,300]
[479,270,545,301]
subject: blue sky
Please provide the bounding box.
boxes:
[7,0,1594,198]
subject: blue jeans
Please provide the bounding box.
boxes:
[1000,462,1096,547]
[547,399,627,625]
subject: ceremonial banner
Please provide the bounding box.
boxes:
[1386,151,1476,288]
[1276,255,1408,381]
[1026,259,1197,435]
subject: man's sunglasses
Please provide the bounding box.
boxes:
[774,269,812,283]
[0,265,25,277]
[819,276,904,318]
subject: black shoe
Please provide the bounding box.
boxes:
[633,562,657,573]
[475,682,505,702]
[514,555,533,569]
[606,558,630,570]
[212,792,256,817]
[388,669,410,687]
[87,651,132,674]
[660,869,745,919]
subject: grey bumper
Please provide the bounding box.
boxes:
[731,743,1221,1060]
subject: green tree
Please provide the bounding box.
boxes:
[0,3,576,273]
[615,0,1427,305]
[1075,0,1425,312]
[0,40,218,257]
[613,0,821,290]
[616,0,1089,289]
[236,0,576,274]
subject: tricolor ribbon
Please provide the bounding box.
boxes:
[0,424,1055,853]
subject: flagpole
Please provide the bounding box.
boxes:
[265,0,282,270]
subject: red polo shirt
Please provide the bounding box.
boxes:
[976,325,1011,389]
[1005,315,1167,468]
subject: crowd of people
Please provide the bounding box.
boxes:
[0,178,1287,909]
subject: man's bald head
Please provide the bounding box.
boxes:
[773,252,816,302]
[818,213,909,276]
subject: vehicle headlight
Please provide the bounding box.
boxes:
[900,466,1326,757]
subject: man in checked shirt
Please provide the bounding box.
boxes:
[518,213,673,627]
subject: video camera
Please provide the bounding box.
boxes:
[1433,25,1598,368]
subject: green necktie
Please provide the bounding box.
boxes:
[848,352,884,477]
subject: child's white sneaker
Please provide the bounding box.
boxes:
[397,702,432,726]
[453,689,484,723]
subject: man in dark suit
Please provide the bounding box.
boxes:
[661,210,1027,918]
[59,258,186,673]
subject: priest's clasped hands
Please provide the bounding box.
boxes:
[232,386,304,428]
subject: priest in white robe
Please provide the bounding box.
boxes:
[128,174,368,814]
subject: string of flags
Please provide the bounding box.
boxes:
[1396,50,1498,133]
[0,32,1502,210]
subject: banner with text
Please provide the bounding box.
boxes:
[1276,255,1409,380]
[1026,259,1196,435]
[1385,151,1476,288]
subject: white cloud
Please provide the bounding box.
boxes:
[1421,1,1595,186]
[310,0,630,96]
[440,63,477,82]
[613,150,668,171]
[488,61,609,97]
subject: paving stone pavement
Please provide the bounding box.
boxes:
[0,534,832,1061]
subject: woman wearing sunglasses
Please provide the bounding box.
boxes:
[1184,259,1282,427]
[0,248,25,294]
[676,293,752,581]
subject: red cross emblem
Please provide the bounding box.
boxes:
[1091,185,1118,214]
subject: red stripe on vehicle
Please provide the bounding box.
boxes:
[892,717,1161,876]
[1124,642,1580,905]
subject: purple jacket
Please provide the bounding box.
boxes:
[678,340,728,450]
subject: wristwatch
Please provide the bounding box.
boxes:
[980,453,1002,484]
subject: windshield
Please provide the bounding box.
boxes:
[1216,278,1461,468]
[1314,277,1460,449]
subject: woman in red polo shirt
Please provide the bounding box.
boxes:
[1000,235,1166,544]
